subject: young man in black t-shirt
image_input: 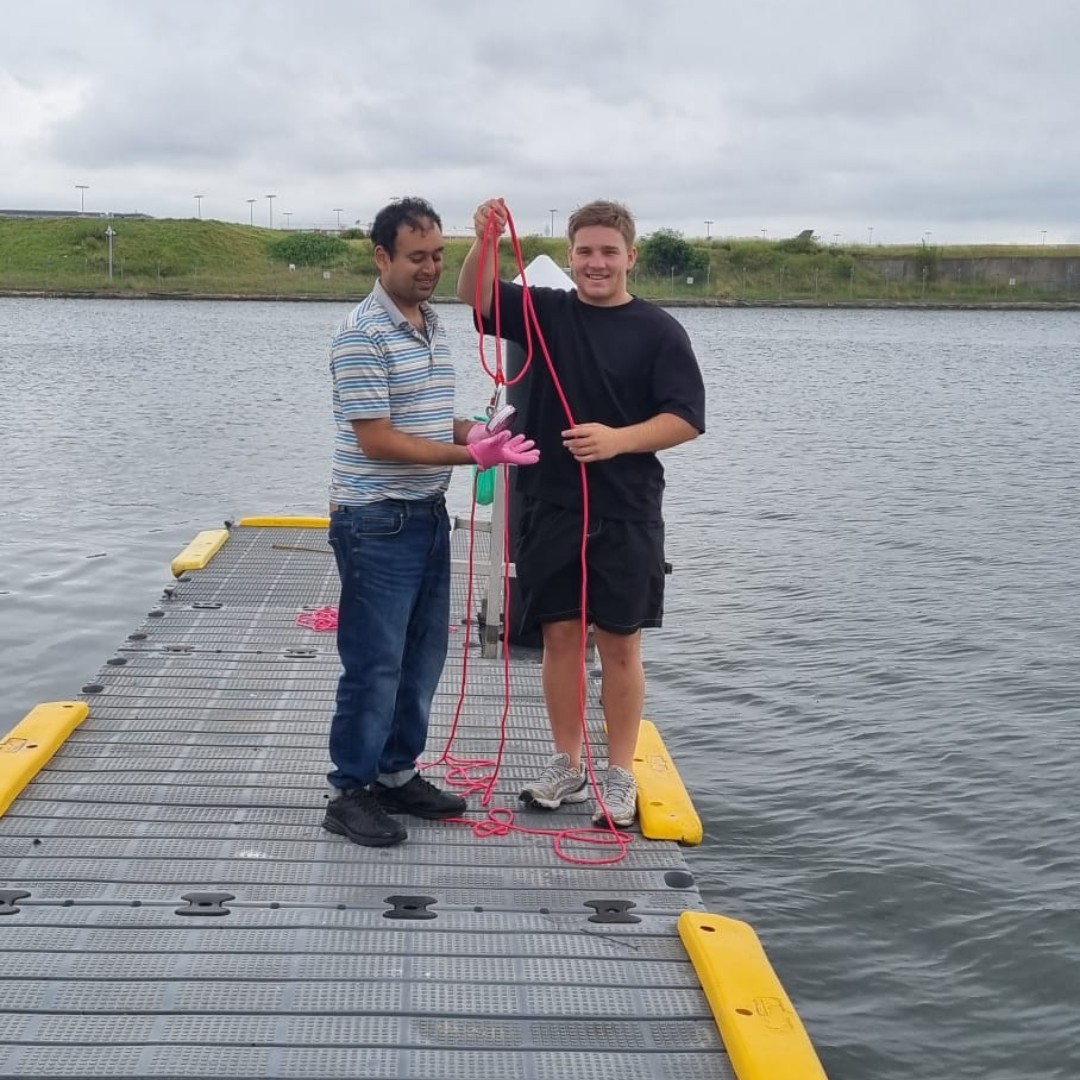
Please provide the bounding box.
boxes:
[457,198,706,827]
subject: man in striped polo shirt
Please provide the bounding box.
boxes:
[323,197,539,848]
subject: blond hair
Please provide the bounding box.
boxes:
[566,200,636,250]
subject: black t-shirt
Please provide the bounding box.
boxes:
[481,281,706,522]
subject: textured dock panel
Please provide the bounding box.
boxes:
[0,524,735,1079]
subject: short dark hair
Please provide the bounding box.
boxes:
[370,197,442,257]
[567,200,636,250]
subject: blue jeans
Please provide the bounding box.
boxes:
[326,497,450,790]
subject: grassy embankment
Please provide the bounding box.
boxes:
[1,217,1077,304]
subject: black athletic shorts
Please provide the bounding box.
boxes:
[515,495,665,636]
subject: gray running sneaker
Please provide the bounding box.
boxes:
[519,753,589,809]
[591,765,638,827]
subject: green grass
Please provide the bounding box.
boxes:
[0,217,1076,303]
[0,218,271,276]
[0,217,565,298]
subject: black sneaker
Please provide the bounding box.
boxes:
[374,774,466,819]
[322,787,407,847]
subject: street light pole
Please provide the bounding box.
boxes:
[548,209,557,237]
[282,211,292,230]
[704,219,713,240]
[105,226,115,279]
[246,199,255,226]
[266,194,277,228]
[333,208,344,230]
[1041,230,1047,246]
[75,184,89,214]
[194,194,204,219]
[867,226,874,246]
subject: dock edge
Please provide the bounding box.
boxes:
[237,516,330,528]
[679,911,829,1080]
[634,718,704,845]
[0,702,90,816]
[170,528,230,577]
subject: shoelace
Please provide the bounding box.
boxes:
[605,771,636,803]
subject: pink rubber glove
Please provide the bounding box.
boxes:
[466,422,488,445]
[467,430,540,469]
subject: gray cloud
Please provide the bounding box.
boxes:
[1,0,1076,242]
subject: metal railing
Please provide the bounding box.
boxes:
[452,468,513,659]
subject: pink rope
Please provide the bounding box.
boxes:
[296,606,338,632]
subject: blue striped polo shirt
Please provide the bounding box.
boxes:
[328,280,455,505]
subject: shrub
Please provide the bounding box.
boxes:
[914,242,941,282]
[269,233,348,267]
[638,229,709,277]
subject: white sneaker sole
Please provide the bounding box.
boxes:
[519,785,589,810]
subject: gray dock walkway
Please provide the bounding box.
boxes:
[0,521,744,1079]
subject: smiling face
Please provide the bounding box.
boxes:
[568,224,637,307]
[374,218,444,313]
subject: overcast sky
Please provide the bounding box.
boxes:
[2,0,1076,245]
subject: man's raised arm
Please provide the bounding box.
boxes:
[456,197,507,318]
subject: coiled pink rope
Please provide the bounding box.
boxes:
[295,606,338,632]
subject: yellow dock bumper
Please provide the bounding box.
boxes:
[237,516,330,528]
[0,702,90,816]
[170,529,229,577]
[633,719,704,845]
[679,911,829,1080]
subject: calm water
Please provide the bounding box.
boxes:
[2,297,1078,1079]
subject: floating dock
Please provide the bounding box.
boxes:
[0,519,826,1079]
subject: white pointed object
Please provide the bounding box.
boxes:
[514,253,574,291]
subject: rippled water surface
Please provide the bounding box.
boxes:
[2,297,1078,1079]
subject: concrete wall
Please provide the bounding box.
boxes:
[863,256,1080,289]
